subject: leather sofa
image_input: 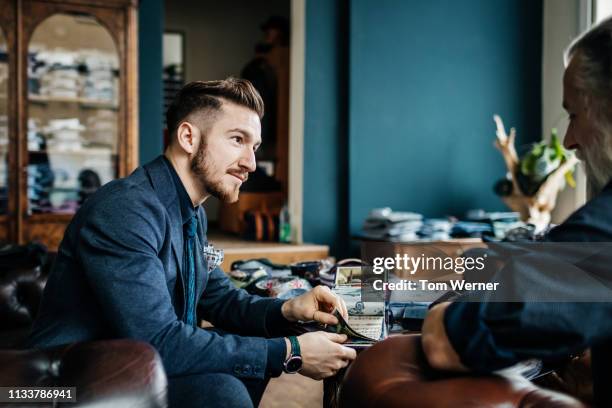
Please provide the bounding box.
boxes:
[0,340,167,407]
[0,247,53,349]
[0,245,168,407]
[339,335,587,408]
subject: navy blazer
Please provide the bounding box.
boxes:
[445,180,612,405]
[28,156,285,380]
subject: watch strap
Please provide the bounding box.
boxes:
[288,336,301,357]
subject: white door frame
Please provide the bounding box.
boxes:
[288,0,306,243]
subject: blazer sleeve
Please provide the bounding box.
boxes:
[444,201,612,372]
[197,266,288,337]
[76,193,277,379]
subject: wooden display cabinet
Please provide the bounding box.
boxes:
[0,0,138,250]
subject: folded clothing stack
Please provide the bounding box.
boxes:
[80,49,118,102]
[362,208,455,241]
[362,208,527,241]
[28,47,118,103]
[33,49,81,98]
[85,110,117,148]
[45,118,85,151]
[27,118,46,151]
[0,115,7,149]
[362,208,423,241]
[27,163,54,213]
[40,67,81,98]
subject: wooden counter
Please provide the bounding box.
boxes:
[208,232,330,272]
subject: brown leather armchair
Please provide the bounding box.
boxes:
[0,249,52,349]
[0,246,168,407]
[0,340,167,407]
[339,335,587,408]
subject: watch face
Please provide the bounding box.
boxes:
[284,355,303,373]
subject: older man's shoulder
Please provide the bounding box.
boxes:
[548,181,612,242]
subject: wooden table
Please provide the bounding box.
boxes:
[208,232,330,271]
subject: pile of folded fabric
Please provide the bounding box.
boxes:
[79,49,118,102]
[85,110,117,148]
[27,119,46,151]
[0,115,7,148]
[362,207,527,241]
[27,162,54,213]
[33,49,81,98]
[362,208,456,241]
[45,118,85,151]
[419,218,453,240]
[456,209,523,240]
[28,47,118,103]
[362,208,423,241]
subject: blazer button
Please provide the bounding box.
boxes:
[243,364,252,375]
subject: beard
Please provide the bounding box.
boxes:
[190,141,241,203]
[580,128,612,199]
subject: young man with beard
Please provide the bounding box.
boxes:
[27,78,356,408]
[420,17,612,406]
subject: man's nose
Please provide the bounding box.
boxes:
[239,148,257,172]
[563,129,576,150]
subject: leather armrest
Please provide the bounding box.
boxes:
[0,339,167,408]
[0,252,55,334]
[339,335,586,408]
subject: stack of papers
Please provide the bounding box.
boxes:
[331,266,386,348]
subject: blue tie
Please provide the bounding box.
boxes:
[184,215,197,326]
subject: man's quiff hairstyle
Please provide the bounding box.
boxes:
[166,77,264,138]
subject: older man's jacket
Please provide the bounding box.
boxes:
[445,180,612,406]
[27,156,284,379]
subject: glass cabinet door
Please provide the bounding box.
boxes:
[0,27,7,216]
[27,13,118,214]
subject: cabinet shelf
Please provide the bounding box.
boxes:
[28,94,118,110]
[0,0,138,250]
[29,148,116,157]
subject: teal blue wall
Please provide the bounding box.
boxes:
[303,0,542,254]
[138,1,543,255]
[138,0,164,163]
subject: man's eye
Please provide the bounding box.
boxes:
[232,136,243,144]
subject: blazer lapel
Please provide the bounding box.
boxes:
[196,207,209,298]
[143,156,185,293]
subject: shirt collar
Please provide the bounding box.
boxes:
[162,156,198,225]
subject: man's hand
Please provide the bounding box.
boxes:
[421,302,468,372]
[281,285,348,324]
[295,332,357,380]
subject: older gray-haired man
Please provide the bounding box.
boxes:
[420,17,612,407]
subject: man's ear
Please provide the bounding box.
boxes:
[176,122,200,155]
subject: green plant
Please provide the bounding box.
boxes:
[519,128,576,189]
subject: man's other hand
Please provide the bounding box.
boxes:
[281,285,348,324]
[297,332,356,380]
[421,302,468,372]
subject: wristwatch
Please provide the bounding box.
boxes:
[283,336,303,374]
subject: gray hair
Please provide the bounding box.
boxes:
[565,17,612,116]
[565,17,612,196]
